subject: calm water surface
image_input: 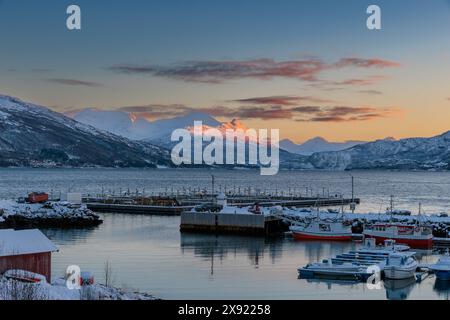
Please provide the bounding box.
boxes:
[1,168,450,300]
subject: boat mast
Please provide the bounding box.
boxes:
[389,195,394,223]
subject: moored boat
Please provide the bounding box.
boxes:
[290,220,353,241]
[363,223,433,249]
[384,252,418,280]
[430,251,450,280]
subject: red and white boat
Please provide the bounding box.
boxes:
[290,220,353,241]
[363,223,433,249]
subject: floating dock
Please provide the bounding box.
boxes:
[180,212,286,236]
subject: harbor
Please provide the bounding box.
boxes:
[1,168,450,300]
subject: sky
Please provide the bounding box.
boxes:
[0,0,450,142]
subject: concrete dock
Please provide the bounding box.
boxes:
[180,212,286,236]
[86,203,194,215]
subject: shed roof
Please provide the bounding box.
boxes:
[0,229,58,257]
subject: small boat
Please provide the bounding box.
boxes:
[299,259,372,281]
[298,239,413,282]
[290,219,353,241]
[430,251,450,280]
[3,269,47,284]
[384,252,418,280]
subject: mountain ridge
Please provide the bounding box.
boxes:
[0,95,172,168]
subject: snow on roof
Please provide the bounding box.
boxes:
[0,229,58,257]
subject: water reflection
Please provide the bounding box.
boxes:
[41,227,99,245]
[384,278,416,300]
[303,241,357,264]
[303,278,361,290]
[433,280,450,300]
[180,233,284,273]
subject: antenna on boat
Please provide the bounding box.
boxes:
[418,202,422,226]
[390,195,394,214]
[389,195,395,223]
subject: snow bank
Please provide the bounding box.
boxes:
[0,277,156,300]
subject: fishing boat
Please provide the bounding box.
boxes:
[290,220,353,241]
[384,252,418,280]
[363,223,432,249]
[363,203,433,249]
[430,250,450,280]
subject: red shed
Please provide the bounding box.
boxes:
[0,229,58,282]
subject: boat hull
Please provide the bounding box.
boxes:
[364,234,432,250]
[435,271,450,281]
[384,266,416,280]
[292,231,352,241]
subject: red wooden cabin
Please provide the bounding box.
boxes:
[0,229,58,282]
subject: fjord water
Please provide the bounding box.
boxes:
[1,168,450,300]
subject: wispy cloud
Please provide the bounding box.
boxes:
[117,104,190,119]
[208,105,401,122]
[109,57,400,84]
[46,78,103,87]
[92,103,402,123]
[335,75,388,86]
[334,58,400,69]
[229,95,334,106]
[296,106,402,123]
[310,75,389,91]
[358,90,383,95]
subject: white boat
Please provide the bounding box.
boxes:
[299,259,371,280]
[383,252,418,280]
[430,251,450,281]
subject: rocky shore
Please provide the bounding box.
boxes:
[0,200,103,228]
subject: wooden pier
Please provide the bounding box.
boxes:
[180,212,286,236]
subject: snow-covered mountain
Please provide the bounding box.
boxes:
[67,104,450,171]
[305,133,450,170]
[280,137,365,155]
[0,95,171,168]
[72,109,220,141]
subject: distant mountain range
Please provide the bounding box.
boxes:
[0,95,449,171]
[71,107,450,171]
[0,95,171,168]
[304,133,450,170]
[280,137,366,155]
[72,109,361,155]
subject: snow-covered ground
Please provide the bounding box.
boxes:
[0,277,156,300]
[202,205,450,226]
[0,200,102,226]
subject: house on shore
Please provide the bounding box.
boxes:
[0,229,58,282]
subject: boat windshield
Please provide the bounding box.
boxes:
[387,256,404,266]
